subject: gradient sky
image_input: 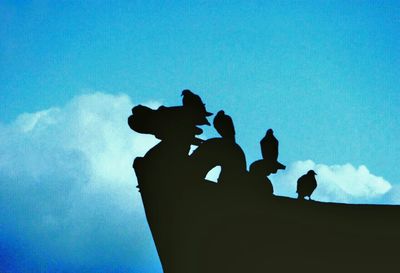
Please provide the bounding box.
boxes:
[1,1,399,272]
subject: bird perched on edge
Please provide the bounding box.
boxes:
[296,170,317,200]
[260,129,278,161]
[182,89,212,114]
[260,128,286,170]
[213,110,236,141]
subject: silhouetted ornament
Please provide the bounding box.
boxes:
[129,91,400,273]
[128,90,400,273]
[249,159,274,195]
[128,104,157,134]
[128,104,208,145]
[190,138,247,184]
[249,159,280,176]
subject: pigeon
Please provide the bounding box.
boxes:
[296,170,318,200]
[213,110,235,141]
[181,89,213,117]
[260,129,278,162]
[260,129,286,170]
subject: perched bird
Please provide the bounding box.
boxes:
[296,170,318,200]
[181,89,213,116]
[260,129,286,170]
[260,129,279,162]
[213,110,235,141]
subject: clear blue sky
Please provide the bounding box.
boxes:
[1,1,399,272]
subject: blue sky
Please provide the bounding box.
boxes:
[1,1,399,272]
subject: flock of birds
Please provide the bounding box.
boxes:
[180,89,319,200]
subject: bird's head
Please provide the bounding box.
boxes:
[181,89,193,96]
[216,110,225,116]
[307,170,317,176]
[266,128,274,135]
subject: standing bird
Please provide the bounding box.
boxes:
[260,129,278,162]
[296,170,318,200]
[181,89,213,116]
[181,89,212,126]
[213,110,236,141]
[260,129,286,170]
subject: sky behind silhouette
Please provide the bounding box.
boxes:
[1,1,399,272]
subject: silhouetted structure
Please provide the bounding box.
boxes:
[248,160,274,196]
[129,91,400,273]
[190,137,246,185]
[213,110,236,141]
[297,170,318,200]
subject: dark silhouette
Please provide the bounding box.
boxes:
[244,129,287,196]
[248,160,274,196]
[190,138,247,185]
[129,91,400,273]
[296,170,318,200]
[260,129,286,170]
[213,110,236,141]
[261,129,278,160]
[128,105,204,142]
[181,89,212,125]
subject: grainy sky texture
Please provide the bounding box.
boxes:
[1,1,399,272]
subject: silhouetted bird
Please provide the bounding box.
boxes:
[181,89,212,115]
[213,110,235,141]
[296,170,318,200]
[260,129,278,161]
[260,129,286,170]
[181,89,212,126]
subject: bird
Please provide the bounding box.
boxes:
[260,129,286,170]
[181,89,212,116]
[296,170,318,200]
[213,110,235,141]
[260,129,279,162]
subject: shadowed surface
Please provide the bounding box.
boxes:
[129,94,400,273]
[134,157,400,273]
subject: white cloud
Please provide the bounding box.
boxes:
[272,160,392,203]
[15,108,60,132]
[0,92,162,272]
